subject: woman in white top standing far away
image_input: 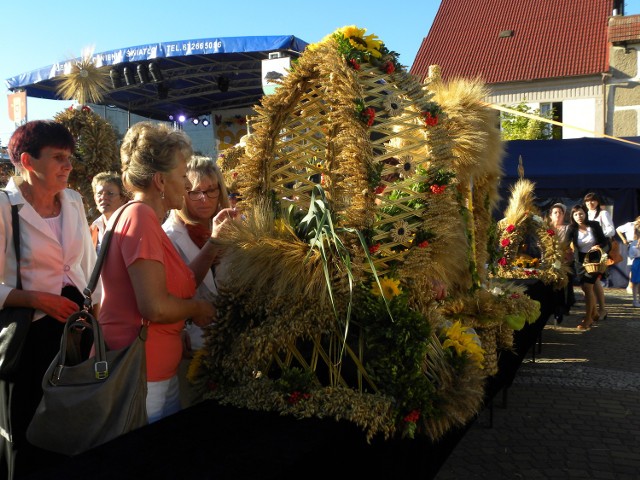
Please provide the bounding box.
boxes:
[583,192,614,320]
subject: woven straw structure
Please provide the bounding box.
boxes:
[196,26,528,442]
[494,179,571,288]
[584,246,608,273]
[54,106,120,220]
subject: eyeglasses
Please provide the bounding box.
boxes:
[95,191,120,198]
[187,188,220,201]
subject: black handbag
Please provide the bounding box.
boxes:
[26,202,148,456]
[0,191,34,381]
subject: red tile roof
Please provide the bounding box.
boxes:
[411,0,612,84]
[609,15,640,43]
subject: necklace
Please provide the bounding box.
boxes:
[20,183,61,218]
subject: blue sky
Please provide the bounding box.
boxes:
[0,0,439,144]
[2,0,639,145]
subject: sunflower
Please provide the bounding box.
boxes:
[338,25,383,58]
[390,219,412,243]
[371,277,402,300]
[442,321,485,369]
[383,94,404,117]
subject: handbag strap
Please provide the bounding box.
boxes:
[1,190,22,290]
[82,201,137,311]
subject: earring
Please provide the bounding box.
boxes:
[161,191,165,200]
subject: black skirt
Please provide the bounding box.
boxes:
[0,285,84,479]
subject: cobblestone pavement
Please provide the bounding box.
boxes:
[434,287,640,480]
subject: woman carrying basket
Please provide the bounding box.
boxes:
[567,204,610,330]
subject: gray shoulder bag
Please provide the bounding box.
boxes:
[27,202,149,456]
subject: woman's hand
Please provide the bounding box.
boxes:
[191,300,216,327]
[431,279,447,301]
[211,207,240,238]
[32,291,80,323]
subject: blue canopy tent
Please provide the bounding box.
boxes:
[5,35,308,120]
[499,137,640,287]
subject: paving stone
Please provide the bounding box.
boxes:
[434,288,640,479]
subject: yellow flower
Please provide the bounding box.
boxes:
[442,321,486,369]
[337,25,383,58]
[186,348,205,384]
[363,33,383,58]
[339,25,366,39]
[371,277,402,300]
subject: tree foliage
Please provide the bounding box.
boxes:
[500,101,554,140]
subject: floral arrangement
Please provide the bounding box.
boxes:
[496,213,567,287]
[0,147,13,187]
[217,141,245,197]
[493,179,569,288]
[193,25,525,444]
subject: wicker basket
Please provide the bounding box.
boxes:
[583,246,608,274]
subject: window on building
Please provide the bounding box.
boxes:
[541,102,562,139]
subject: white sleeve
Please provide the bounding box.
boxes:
[598,210,615,238]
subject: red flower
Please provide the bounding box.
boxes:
[207,381,218,391]
[509,293,520,299]
[374,185,386,195]
[286,391,311,405]
[501,238,511,247]
[349,58,361,70]
[362,107,376,126]
[369,243,381,254]
[381,61,395,74]
[403,409,421,423]
[418,240,429,248]
[498,257,508,266]
[423,111,439,127]
[430,184,446,194]
[506,224,516,233]
[547,229,555,236]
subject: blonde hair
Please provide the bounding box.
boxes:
[176,155,230,225]
[120,122,193,193]
[633,216,640,240]
[91,171,126,197]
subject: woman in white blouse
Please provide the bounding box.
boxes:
[583,192,614,319]
[567,204,610,330]
[0,120,99,477]
[163,156,231,406]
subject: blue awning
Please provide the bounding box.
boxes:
[502,137,640,190]
[5,35,308,120]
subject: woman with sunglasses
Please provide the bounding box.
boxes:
[163,155,232,405]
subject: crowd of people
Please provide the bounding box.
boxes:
[0,120,238,478]
[547,192,639,331]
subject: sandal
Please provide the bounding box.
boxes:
[577,318,594,330]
